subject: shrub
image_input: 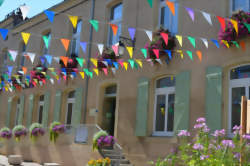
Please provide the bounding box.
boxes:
[49,121,65,143]
[29,123,45,142]
[0,127,12,140]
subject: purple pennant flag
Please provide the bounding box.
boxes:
[40,56,45,65]
[7,66,13,76]
[80,42,87,53]
[185,7,195,22]
[128,27,136,40]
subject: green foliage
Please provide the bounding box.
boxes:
[49,121,64,143]
[12,125,27,142]
[0,127,10,133]
[29,123,45,142]
[92,130,108,151]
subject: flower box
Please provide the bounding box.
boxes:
[97,47,118,71]
[12,125,27,142]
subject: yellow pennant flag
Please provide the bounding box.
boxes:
[222,40,230,48]
[34,79,38,84]
[135,59,143,68]
[79,72,85,79]
[68,15,78,29]
[93,68,99,76]
[123,62,128,71]
[41,72,46,75]
[177,50,184,59]
[48,68,55,72]
[230,19,238,34]
[91,58,98,67]
[126,47,133,58]
[21,32,31,45]
[55,75,59,80]
[175,35,182,47]
[5,86,8,91]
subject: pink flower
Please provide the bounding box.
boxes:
[177,130,190,137]
[196,117,206,123]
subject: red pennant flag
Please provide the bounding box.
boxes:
[217,16,226,31]
[240,41,246,51]
[110,23,118,36]
[153,49,159,59]
[160,33,168,46]
[196,50,202,62]
[60,56,69,66]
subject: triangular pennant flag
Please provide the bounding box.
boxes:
[103,68,108,75]
[93,69,99,76]
[53,57,60,63]
[110,24,118,36]
[185,7,195,22]
[48,68,55,72]
[196,50,202,62]
[44,10,55,23]
[153,49,159,59]
[217,16,226,31]
[91,58,98,67]
[201,11,212,26]
[0,29,8,40]
[243,23,250,32]
[79,72,85,79]
[22,67,27,74]
[102,61,108,67]
[128,59,135,69]
[60,38,70,51]
[89,20,99,32]
[211,39,220,48]
[118,59,124,68]
[141,48,147,58]
[113,62,119,69]
[166,0,175,15]
[221,40,229,48]
[112,45,119,56]
[147,0,153,8]
[187,36,196,48]
[80,42,87,53]
[68,15,78,28]
[155,59,162,65]
[145,30,153,41]
[111,68,116,74]
[231,19,238,34]
[161,33,168,46]
[44,55,52,65]
[240,41,246,51]
[200,38,208,48]
[20,5,30,20]
[97,44,104,55]
[135,59,143,68]
[43,35,51,49]
[76,57,84,67]
[60,56,69,66]
[128,27,136,40]
[232,41,239,48]
[126,47,133,58]
[177,50,184,59]
[7,66,13,76]
[165,50,172,59]
[175,35,182,47]
[21,32,30,45]
[123,62,128,71]
[40,56,45,65]
[50,78,54,84]
[27,52,36,63]
[8,50,18,61]
[186,51,193,60]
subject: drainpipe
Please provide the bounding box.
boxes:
[83,0,95,123]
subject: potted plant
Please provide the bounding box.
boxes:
[49,121,66,143]
[29,123,45,142]
[97,47,118,71]
[87,157,111,166]
[12,125,27,142]
[93,130,115,151]
[0,127,12,140]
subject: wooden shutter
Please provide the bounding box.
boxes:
[6,97,12,127]
[26,94,34,127]
[174,71,191,131]
[205,66,222,131]
[72,87,83,126]
[18,95,25,125]
[135,77,149,136]
[42,91,51,127]
[53,90,62,121]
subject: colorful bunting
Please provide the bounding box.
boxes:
[43,35,51,49]
[126,47,133,58]
[44,10,55,23]
[60,56,69,66]
[0,29,8,40]
[201,11,212,26]
[111,68,116,74]
[243,23,250,32]
[187,36,196,48]
[112,45,119,56]
[103,68,108,75]
[91,58,98,67]
[196,50,202,62]
[113,62,119,69]
[21,32,31,45]
[27,52,36,63]
[186,51,193,60]
[128,59,135,69]
[76,57,84,67]
[153,49,159,59]
[166,0,175,16]
[230,19,238,34]
[177,50,184,59]
[147,0,153,8]
[44,55,52,65]
[22,67,27,74]
[240,41,246,51]
[68,16,78,28]
[141,48,147,58]
[135,59,143,68]
[232,41,239,48]
[211,39,220,48]
[89,20,99,32]
[221,40,229,48]
[123,62,128,71]
[156,59,163,65]
[176,35,182,47]
[8,50,18,61]
[185,7,195,22]
[110,24,118,36]
[80,42,87,53]
[128,27,136,40]
[93,69,99,76]
[79,72,85,79]
[60,38,70,51]
[217,16,226,31]
[200,38,208,48]
[20,5,30,20]
[165,50,172,59]
[161,33,168,46]
[7,66,13,76]
[53,57,60,63]
[145,30,153,41]
[97,44,104,55]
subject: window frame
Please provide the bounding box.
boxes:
[65,91,76,126]
[70,20,82,57]
[37,95,45,124]
[230,0,250,14]
[153,77,175,137]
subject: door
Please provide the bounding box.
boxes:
[103,97,116,136]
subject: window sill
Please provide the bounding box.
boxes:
[152,132,174,137]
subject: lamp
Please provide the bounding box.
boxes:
[118,36,136,55]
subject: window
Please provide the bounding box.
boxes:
[108,3,123,46]
[229,64,250,135]
[66,90,75,127]
[38,95,44,124]
[15,98,21,125]
[105,85,117,97]
[70,20,82,57]
[159,0,178,34]
[153,76,175,136]
[231,0,250,12]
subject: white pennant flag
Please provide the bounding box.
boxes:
[156,59,163,65]
[18,71,24,75]
[53,57,60,63]
[111,68,116,74]
[97,44,104,55]
[200,38,208,48]
[145,30,153,41]
[50,78,54,84]
[27,52,36,63]
[102,61,108,67]
[8,50,18,61]
[20,5,30,20]
[201,11,212,26]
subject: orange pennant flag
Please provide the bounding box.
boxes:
[60,56,69,66]
[240,41,246,51]
[166,0,175,16]
[22,67,27,74]
[60,38,70,51]
[217,16,226,31]
[110,23,118,36]
[196,50,202,62]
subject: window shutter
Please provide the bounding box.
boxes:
[205,66,222,131]
[42,91,51,127]
[53,90,62,121]
[26,94,34,127]
[6,97,12,127]
[72,87,83,126]
[135,77,149,136]
[174,71,191,131]
[18,95,25,125]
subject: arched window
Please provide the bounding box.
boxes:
[229,64,250,134]
[66,90,75,126]
[15,98,21,125]
[108,3,123,46]
[38,95,45,124]
[70,20,82,57]
[153,76,175,136]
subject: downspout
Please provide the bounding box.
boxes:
[83,0,95,123]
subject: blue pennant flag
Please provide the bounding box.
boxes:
[0,28,8,40]
[165,50,172,59]
[71,72,77,77]
[80,42,87,53]
[113,62,119,69]
[104,59,112,66]
[44,54,52,65]
[211,39,220,48]
[44,10,55,23]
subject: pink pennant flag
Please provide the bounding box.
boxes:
[160,32,168,46]
[118,59,124,68]
[185,7,195,22]
[63,75,67,81]
[112,45,119,56]
[153,49,159,59]
[103,68,108,75]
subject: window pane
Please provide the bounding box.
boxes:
[68,90,75,98]
[38,105,43,124]
[155,95,166,131]
[40,95,44,101]
[111,3,123,20]
[231,87,245,131]
[160,7,165,26]
[230,65,250,79]
[15,107,19,125]
[167,94,175,132]
[66,103,73,125]
[105,85,117,95]
[156,77,175,88]
[233,0,246,11]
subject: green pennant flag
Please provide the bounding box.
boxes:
[76,57,84,67]
[89,72,93,79]
[232,41,240,48]
[134,63,138,70]
[8,52,13,61]
[186,51,193,60]
[51,71,57,76]
[46,75,51,80]
[43,35,51,49]
[128,59,135,69]
[141,48,147,58]
[188,36,196,48]
[147,0,153,8]
[89,20,99,32]
[243,23,250,32]
[3,73,8,80]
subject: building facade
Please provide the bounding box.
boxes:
[0,0,249,165]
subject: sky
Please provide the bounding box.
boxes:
[0,0,64,21]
